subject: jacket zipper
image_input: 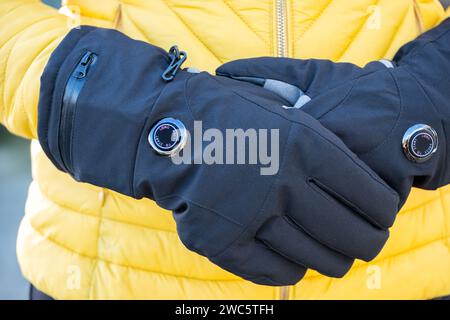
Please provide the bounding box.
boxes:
[276,0,290,300]
[276,0,288,57]
[280,285,290,300]
[59,51,97,173]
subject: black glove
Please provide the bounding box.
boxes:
[217,18,450,206]
[38,26,399,286]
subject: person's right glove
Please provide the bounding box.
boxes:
[217,18,450,206]
[37,26,399,286]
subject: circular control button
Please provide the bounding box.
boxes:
[402,124,438,163]
[148,118,187,156]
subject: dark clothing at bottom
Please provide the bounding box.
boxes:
[29,284,53,300]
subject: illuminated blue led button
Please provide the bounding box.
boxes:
[148,118,187,156]
[402,124,438,163]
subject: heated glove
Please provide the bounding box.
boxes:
[218,18,450,206]
[38,26,399,286]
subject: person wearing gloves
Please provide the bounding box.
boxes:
[37,26,400,286]
[1,0,450,300]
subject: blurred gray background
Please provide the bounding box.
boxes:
[0,127,30,299]
[0,0,449,300]
[0,0,61,300]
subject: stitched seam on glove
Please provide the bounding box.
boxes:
[300,181,388,261]
[209,122,295,260]
[307,177,388,229]
[356,68,404,158]
[223,252,299,286]
[259,237,308,268]
[399,66,444,117]
[274,215,353,277]
[282,214,350,260]
[305,64,376,98]
[157,194,245,228]
[316,68,396,121]
[314,78,358,119]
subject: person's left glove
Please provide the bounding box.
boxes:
[37,26,399,286]
[217,18,450,206]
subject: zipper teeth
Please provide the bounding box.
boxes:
[276,0,290,300]
[276,0,288,57]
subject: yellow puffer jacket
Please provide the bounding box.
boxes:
[1,0,450,300]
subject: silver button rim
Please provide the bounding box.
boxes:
[402,124,438,163]
[148,117,187,157]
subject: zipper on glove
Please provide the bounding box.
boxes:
[59,51,97,173]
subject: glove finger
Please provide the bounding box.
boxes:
[210,239,307,286]
[289,115,400,229]
[257,216,354,277]
[287,177,390,261]
[274,117,397,261]
[216,57,362,95]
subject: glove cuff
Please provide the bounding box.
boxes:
[38,26,98,173]
[37,26,175,196]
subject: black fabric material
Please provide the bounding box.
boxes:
[217,18,450,207]
[29,284,54,300]
[37,27,399,286]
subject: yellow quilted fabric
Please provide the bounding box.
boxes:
[1,0,449,299]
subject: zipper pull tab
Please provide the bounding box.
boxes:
[75,52,96,79]
[162,46,187,82]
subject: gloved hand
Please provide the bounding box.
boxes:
[38,26,399,286]
[217,18,450,206]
